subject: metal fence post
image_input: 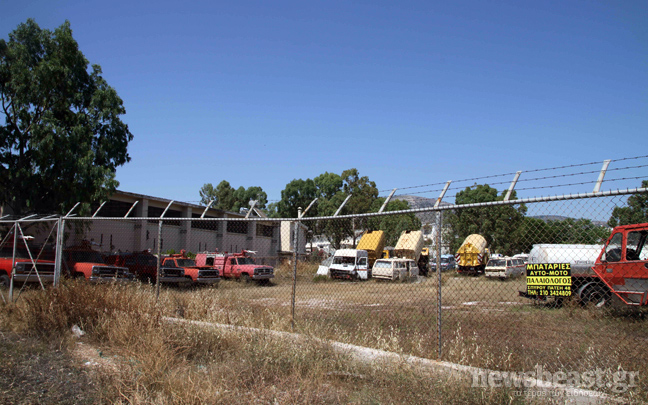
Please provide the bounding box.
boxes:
[8,222,17,302]
[436,210,443,359]
[156,219,162,300]
[291,209,301,331]
[54,217,63,287]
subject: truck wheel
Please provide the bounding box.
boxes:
[581,284,611,308]
[241,273,251,284]
[0,274,10,289]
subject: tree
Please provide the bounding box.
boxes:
[199,181,235,210]
[608,180,648,227]
[199,181,267,212]
[340,168,379,215]
[545,218,610,245]
[367,199,422,246]
[275,169,380,248]
[0,19,133,215]
[232,186,267,211]
[446,184,527,255]
[276,178,317,218]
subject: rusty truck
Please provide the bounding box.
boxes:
[194,250,273,284]
[62,241,134,282]
[161,250,220,286]
[520,222,648,307]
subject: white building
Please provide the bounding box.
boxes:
[67,190,282,263]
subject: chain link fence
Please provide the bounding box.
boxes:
[1,187,647,397]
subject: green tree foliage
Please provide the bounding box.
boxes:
[275,169,380,248]
[367,199,422,246]
[446,184,527,255]
[514,217,610,253]
[199,181,267,212]
[545,218,610,244]
[276,178,317,218]
[0,20,133,215]
[233,186,268,211]
[608,180,648,227]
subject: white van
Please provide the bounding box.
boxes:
[372,258,419,281]
[329,249,369,280]
[484,257,524,279]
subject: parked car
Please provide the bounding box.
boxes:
[484,257,524,279]
[372,258,419,281]
[63,242,134,282]
[195,250,273,284]
[104,250,190,286]
[161,251,220,286]
[0,240,55,288]
[430,255,457,272]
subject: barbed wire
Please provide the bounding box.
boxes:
[378,154,648,194]
[385,175,647,201]
[379,163,648,198]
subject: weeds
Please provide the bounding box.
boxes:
[2,276,647,403]
[0,281,526,404]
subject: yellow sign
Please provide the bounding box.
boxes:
[526,263,572,297]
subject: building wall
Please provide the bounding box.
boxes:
[62,191,282,259]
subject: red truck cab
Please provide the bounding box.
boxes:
[520,223,648,307]
[104,250,189,285]
[195,250,274,284]
[589,222,648,306]
[160,250,220,285]
[62,241,133,282]
[0,240,55,288]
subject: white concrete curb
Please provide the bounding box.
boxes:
[163,317,626,404]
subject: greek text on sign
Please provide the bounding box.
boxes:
[526,263,572,297]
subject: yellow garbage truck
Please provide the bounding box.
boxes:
[356,230,386,269]
[394,230,424,263]
[455,234,490,275]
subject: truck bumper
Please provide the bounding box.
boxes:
[372,273,397,281]
[195,277,221,284]
[89,276,135,283]
[159,276,193,285]
[330,270,354,279]
[13,274,55,283]
[330,269,369,280]
[252,274,274,280]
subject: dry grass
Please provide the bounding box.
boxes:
[0,281,527,404]
[2,272,647,402]
[150,272,648,401]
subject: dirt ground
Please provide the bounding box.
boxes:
[0,330,101,405]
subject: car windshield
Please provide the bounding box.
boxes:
[487,259,505,267]
[373,261,391,269]
[441,257,451,263]
[236,257,256,265]
[333,256,356,265]
[175,259,196,267]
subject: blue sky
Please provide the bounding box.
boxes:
[2,0,647,205]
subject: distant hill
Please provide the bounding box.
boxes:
[392,195,452,224]
[392,195,452,210]
[531,215,608,227]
